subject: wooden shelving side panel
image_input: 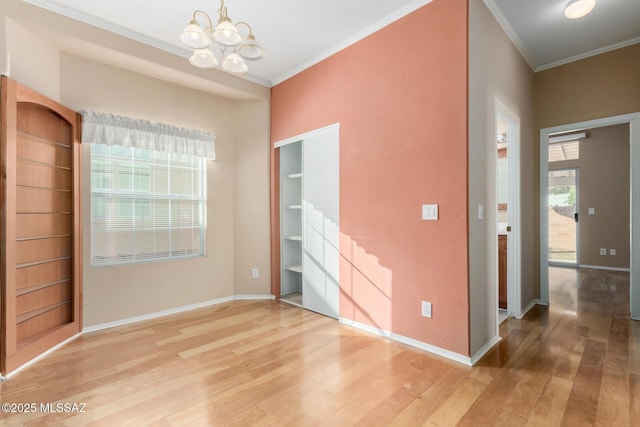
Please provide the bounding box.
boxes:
[1,76,82,375]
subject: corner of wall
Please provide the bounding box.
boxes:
[232,99,272,296]
[4,16,60,101]
[0,15,8,76]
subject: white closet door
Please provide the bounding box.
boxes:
[302,125,339,318]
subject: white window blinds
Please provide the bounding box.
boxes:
[82,112,210,266]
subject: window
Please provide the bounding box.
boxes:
[548,132,584,162]
[82,111,215,267]
[91,144,206,266]
[549,140,579,162]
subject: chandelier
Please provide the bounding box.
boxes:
[180,0,265,75]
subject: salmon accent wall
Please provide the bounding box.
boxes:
[271,0,469,355]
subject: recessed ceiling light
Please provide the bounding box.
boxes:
[564,0,596,19]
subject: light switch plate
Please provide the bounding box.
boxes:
[588,207,595,215]
[478,204,484,220]
[421,301,432,318]
[422,204,438,220]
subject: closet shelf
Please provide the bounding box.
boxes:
[285,265,302,273]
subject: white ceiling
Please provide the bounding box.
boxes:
[10,0,640,89]
[487,0,640,71]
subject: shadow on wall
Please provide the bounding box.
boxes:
[339,232,393,332]
[303,200,393,331]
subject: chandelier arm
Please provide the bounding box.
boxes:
[218,0,228,20]
[192,9,214,30]
[235,21,254,36]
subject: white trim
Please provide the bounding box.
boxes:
[517,300,538,319]
[271,0,434,85]
[2,333,81,380]
[23,0,435,87]
[20,0,270,87]
[540,113,640,319]
[483,0,536,71]
[536,38,640,72]
[549,132,587,144]
[82,297,234,333]
[579,264,631,273]
[274,123,340,148]
[339,317,473,366]
[484,0,640,74]
[0,295,275,380]
[83,296,246,333]
[470,336,501,366]
[495,99,522,319]
[83,295,275,333]
[233,294,276,301]
[21,0,187,57]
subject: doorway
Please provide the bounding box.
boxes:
[548,168,579,265]
[539,113,640,320]
[495,99,521,322]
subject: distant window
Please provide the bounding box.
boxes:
[548,140,579,162]
[90,144,206,266]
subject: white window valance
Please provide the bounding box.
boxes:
[80,110,216,160]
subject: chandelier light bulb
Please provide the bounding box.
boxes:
[189,48,219,69]
[222,53,249,74]
[238,35,265,60]
[181,21,210,48]
[213,19,242,46]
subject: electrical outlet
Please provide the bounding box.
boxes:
[251,268,259,279]
[610,249,616,256]
[600,248,607,256]
[421,301,432,318]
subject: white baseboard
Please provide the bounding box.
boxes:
[2,296,275,380]
[234,294,276,301]
[338,317,473,366]
[518,300,539,319]
[83,295,274,334]
[470,335,502,365]
[2,333,82,381]
[579,264,630,272]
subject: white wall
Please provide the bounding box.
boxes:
[468,0,535,355]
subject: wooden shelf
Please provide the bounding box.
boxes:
[17,130,72,149]
[286,265,302,273]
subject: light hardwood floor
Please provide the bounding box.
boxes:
[1,267,638,426]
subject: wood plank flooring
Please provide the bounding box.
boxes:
[1,267,638,426]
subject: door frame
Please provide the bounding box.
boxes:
[547,167,580,267]
[495,99,522,319]
[539,112,640,320]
